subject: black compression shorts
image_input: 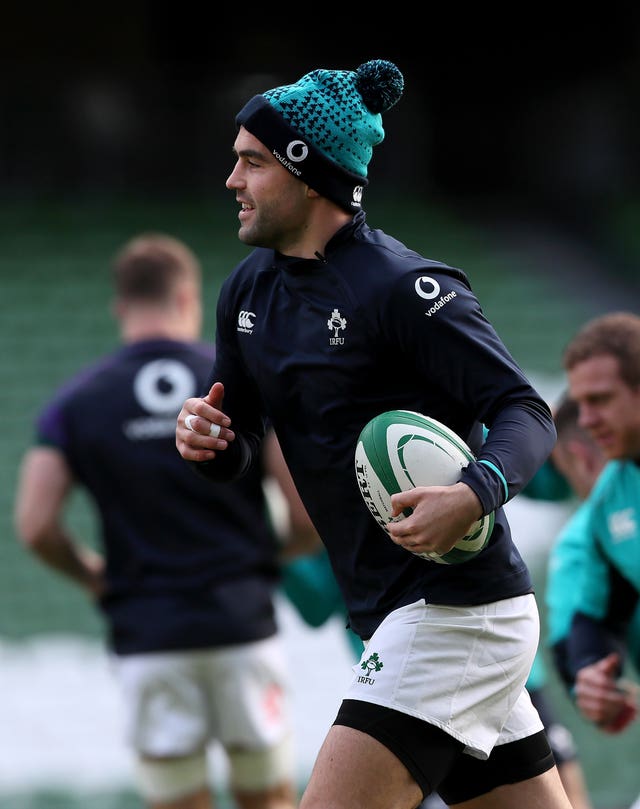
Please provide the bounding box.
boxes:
[529,687,578,766]
[334,698,556,803]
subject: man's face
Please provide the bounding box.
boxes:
[567,353,640,460]
[225,127,311,254]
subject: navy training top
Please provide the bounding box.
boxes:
[36,338,280,654]
[197,211,556,640]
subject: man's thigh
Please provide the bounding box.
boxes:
[299,725,424,809]
[299,723,567,809]
[448,767,572,809]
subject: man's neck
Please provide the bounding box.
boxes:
[120,311,196,344]
[277,203,352,259]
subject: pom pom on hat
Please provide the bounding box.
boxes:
[236,60,404,212]
[355,59,404,115]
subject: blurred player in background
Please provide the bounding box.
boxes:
[14,233,311,809]
[545,392,609,693]
[523,392,606,809]
[559,312,640,737]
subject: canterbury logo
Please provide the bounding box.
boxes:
[237,310,255,333]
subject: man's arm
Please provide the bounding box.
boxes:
[261,429,321,558]
[14,446,105,598]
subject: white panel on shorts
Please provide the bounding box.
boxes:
[112,636,293,758]
[344,595,543,759]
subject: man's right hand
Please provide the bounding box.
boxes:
[574,652,638,733]
[176,381,234,462]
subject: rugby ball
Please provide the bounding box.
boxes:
[354,410,494,564]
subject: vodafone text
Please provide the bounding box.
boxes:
[425,290,457,317]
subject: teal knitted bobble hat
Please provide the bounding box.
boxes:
[235,60,404,212]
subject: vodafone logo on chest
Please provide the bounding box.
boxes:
[414,276,457,317]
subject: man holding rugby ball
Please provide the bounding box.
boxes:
[176,59,572,809]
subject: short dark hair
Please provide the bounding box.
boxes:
[112,233,201,303]
[563,311,640,389]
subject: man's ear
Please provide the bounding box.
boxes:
[175,280,200,313]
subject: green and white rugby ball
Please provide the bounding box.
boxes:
[354,410,494,564]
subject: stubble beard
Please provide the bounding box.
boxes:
[238,210,282,251]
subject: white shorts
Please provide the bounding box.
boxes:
[112,636,294,759]
[343,595,543,759]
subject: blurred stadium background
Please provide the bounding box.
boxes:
[2,8,640,808]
